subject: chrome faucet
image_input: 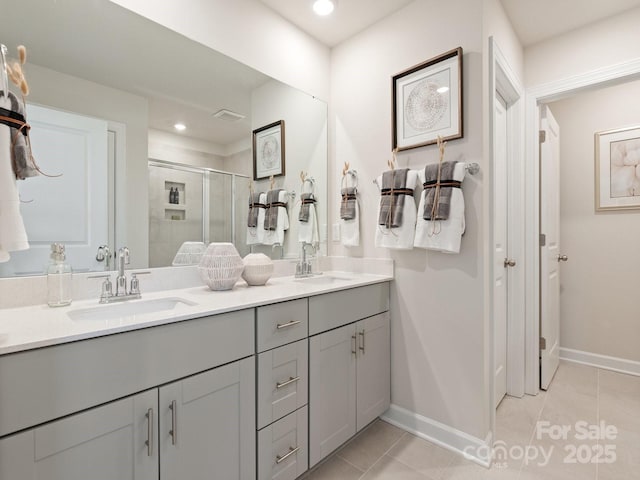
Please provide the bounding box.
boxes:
[116,247,130,296]
[89,247,149,304]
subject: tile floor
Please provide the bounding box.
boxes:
[302,361,640,479]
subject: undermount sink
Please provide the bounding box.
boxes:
[68,297,197,322]
[294,274,352,285]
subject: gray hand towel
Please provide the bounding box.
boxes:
[378,168,410,228]
[247,192,263,228]
[340,187,357,220]
[423,161,459,221]
[298,193,316,223]
[7,91,38,180]
[264,189,285,231]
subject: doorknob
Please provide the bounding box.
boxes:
[504,258,516,268]
[557,255,568,262]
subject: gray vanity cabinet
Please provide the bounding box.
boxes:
[159,357,255,480]
[0,389,159,480]
[256,299,309,480]
[308,283,390,468]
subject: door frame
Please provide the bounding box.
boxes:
[488,37,526,422]
[523,58,640,394]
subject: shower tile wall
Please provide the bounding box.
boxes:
[149,165,203,267]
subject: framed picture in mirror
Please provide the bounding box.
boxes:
[392,47,463,151]
[253,120,286,180]
[595,125,640,210]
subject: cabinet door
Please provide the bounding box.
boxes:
[356,312,391,431]
[159,357,255,480]
[0,389,158,480]
[309,323,356,467]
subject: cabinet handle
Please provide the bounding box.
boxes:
[359,330,365,354]
[351,334,357,356]
[275,446,300,464]
[169,400,177,445]
[145,408,153,457]
[276,376,300,390]
[276,320,301,330]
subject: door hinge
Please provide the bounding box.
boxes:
[539,130,546,143]
[540,337,547,350]
[540,233,546,247]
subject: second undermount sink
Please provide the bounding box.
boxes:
[68,297,197,322]
[294,274,352,285]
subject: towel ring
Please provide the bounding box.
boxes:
[342,169,358,190]
[301,177,315,195]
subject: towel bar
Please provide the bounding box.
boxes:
[373,162,480,184]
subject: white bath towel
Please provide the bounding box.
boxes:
[374,169,418,250]
[246,192,267,246]
[0,93,29,263]
[341,200,360,247]
[262,190,289,246]
[414,162,466,253]
[298,201,318,244]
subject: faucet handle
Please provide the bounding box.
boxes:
[129,271,150,296]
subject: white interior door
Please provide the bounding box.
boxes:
[5,104,108,275]
[540,104,561,390]
[493,94,508,407]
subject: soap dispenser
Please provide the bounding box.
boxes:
[47,243,72,307]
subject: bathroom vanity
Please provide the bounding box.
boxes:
[0,273,391,480]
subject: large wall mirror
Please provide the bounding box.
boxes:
[0,0,327,277]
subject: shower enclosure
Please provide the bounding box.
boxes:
[148,161,250,267]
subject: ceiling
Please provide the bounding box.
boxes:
[260,0,640,48]
[259,0,415,47]
[500,0,640,46]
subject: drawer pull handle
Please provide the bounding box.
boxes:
[276,320,301,330]
[276,376,300,390]
[145,408,153,456]
[359,329,365,354]
[276,446,300,464]
[169,400,177,445]
[351,334,357,356]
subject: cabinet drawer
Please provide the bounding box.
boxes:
[309,283,389,335]
[257,340,308,429]
[258,407,308,480]
[257,299,308,353]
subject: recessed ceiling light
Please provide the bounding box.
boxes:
[174,123,186,131]
[313,0,336,16]
[437,86,450,94]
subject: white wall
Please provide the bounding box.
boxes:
[108,0,331,101]
[148,129,226,170]
[26,63,149,268]
[331,0,488,442]
[549,81,640,363]
[525,7,640,87]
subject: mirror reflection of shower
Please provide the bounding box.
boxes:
[148,161,250,268]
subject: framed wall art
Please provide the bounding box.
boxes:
[595,125,640,211]
[392,47,463,151]
[253,120,285,180]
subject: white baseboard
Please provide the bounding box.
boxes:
[560,348,640,376]
[381,404,492,468]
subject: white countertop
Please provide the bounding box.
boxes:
[0,272,392,355]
